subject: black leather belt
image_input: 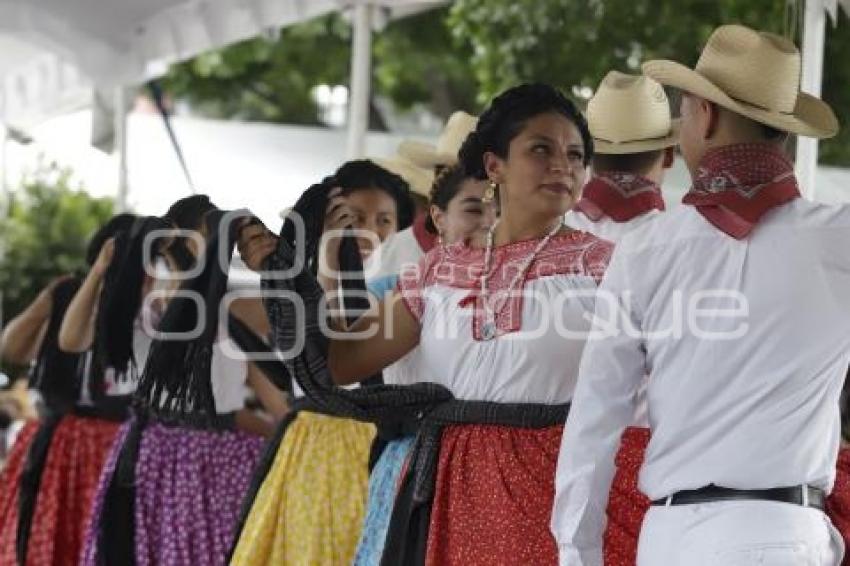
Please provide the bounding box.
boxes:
[651,484,825,511]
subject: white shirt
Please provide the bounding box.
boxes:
[552,199,850,565]
[365,226,424,283]
[366,226,428,386]
[399,233,612,403]
[564,209,660,244]
[211,337,250,413]
[565,208,663,426]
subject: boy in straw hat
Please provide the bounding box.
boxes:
[566,71,677,243]
[552,24,845,565]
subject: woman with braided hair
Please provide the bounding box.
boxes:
[79,195,294,566]
[0,214,136,564]
[230,159,415,566]
[239,84,611,565]
[0,213,165,566]
[353,163,494,565]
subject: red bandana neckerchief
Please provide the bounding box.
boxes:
[411,212,438,253]
[682,143,800,239]
[573,171,665,222]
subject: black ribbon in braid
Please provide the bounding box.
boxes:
[92,216,169,397]
[227,314,293,396]
[261,236,452,422]
[134,209,241,430]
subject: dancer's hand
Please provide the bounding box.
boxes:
[318,188,355,291]
[238,218,278,272]
[91,238,115,279]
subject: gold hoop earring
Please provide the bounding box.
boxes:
[483,181,497,203]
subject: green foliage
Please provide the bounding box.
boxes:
[449,0,850,166]
[372,9,479,118]
[162,2,850,166]
[161,9,478,124]
[162,17,352,124]
[0,161,113,323]
[448,0,786,100]
[822,11,850,165]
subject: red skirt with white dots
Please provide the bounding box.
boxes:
[0,420,40,564]
[603,427,651,566]
[23,414,121,566]
[826,447,850,566]
[424,423,563,566]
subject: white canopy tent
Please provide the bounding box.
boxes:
[0,0,448,208]
[0,0,846,206]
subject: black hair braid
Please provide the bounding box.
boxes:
[85,213,138,266]
[92,216,169,393]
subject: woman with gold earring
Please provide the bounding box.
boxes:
[239,83,613,565]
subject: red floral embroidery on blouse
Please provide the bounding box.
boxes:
[397,231,613,340]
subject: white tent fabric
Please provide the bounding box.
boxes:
[0,0,447,126]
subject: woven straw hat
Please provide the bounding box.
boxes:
[371,156,435,198]
[588,71,680,154]
[643,24,838,139]
[398,111,478,168]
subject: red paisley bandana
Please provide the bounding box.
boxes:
[683,143,800,239]
[574,172,665,222]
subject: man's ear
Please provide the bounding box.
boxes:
[704,99,721,140]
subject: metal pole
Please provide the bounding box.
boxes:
[796,0,825,200]
[346,2,373,159]
[114,86,129,212]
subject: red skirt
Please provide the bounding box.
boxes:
[24,414,121,566]
[0,421,40,564]
[826,447,850,566]
[424,423,563,566]
[604,427,651,566]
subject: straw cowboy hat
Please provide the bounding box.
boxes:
[587,71,680,154]
[643,24,838,139]
[372,156,435,198]
[398,111,478,168]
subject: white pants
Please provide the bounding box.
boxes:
[636,500,844,566]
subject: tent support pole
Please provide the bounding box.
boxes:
[796,0,825,200]
[346,2,373,159]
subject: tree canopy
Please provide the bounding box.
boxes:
[161,2,850,165]
[0,161,113,323]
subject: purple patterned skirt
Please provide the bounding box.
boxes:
[81,419,264,566]
[134,422,264,565]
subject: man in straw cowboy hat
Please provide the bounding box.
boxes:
[552,24,846,565]
[566,71,677,243]
[365,111,479,299]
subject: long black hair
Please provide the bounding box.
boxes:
[29,277,84,411]
[134,209,237,427]
[163,194,217,271]
[92,216,169,389]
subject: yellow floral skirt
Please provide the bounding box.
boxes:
[230,411,376,566]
